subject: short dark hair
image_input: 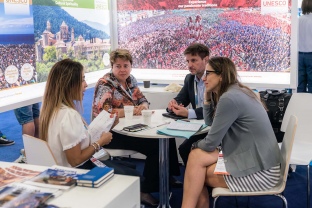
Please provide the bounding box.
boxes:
[110,49,133,67]
[183,43,210,60]
[302,0,312,14]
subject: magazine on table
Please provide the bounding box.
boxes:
[0,183,54,208]
[4,182,63,197]
[0,166,40,188]
[24,168,78,190]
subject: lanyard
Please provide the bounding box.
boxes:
[120,82,132,99]
[194,80,198,108]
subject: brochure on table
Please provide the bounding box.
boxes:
[24,168,78,190]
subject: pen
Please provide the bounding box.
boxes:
[156,122,170,127]
[175,119,190,122]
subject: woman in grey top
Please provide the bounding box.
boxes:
[182,57,282,208]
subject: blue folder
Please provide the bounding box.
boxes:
[157,121,208,139]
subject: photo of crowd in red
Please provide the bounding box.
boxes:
[117,0,291,72]
[117,0,262,10]
[0,44,36,90]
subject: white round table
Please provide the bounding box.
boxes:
[112,109,209,207]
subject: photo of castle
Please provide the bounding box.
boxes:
[36,20,110,63]
[33,0,111,82]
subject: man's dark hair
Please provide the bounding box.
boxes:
[183,43,210,60]
[302,0,312,14]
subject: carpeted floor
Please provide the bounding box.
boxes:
[0,87,311,208]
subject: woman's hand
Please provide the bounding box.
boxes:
[205,90,212,102]
[98,132,112,146]
[134,103,148,115]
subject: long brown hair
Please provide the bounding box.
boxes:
[208,57,261,104]
[39,59,84,141]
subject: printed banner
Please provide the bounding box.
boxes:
[261,0,289,14]
[0,0,110,91]
[0,0,36,90]
[117,0,291,75]
[4,0,30,15]
[33,0,110,83]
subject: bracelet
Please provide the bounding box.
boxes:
[94,141,101,151]
[91,143,98,154]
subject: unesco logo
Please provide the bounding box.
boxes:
[5,0,28,4]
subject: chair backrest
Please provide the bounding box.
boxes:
[22,134,57,166]
[281,93,312,142]
[279,115,297,187]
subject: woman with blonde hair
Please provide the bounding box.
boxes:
[39,59,141,175]
[182,57,281,208]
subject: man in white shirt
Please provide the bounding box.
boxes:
[167,43,210,165]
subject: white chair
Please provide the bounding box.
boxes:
[280,93,312,208]
[212,115,298,208]
[22,134,57,166]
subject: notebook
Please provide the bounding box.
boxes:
[167,121,203,132]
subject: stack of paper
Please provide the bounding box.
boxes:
[157,120,207,139]
[77,166,114,188]
[167,121,203,132]
[89,110,116,143]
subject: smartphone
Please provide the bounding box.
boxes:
[123,123,149,132]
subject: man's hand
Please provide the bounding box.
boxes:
[171,103,188,117]
[168,99,178,111]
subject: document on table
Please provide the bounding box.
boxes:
[88,110,116,143]
[167,120,203,132]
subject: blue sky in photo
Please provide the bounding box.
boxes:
[0,3,34,34]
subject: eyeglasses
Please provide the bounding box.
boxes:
[205,70,219,77]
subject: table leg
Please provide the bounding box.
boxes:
[158,138,170,208]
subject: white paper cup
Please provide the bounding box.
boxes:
[124,106,134,120]
[142,110,153,125]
